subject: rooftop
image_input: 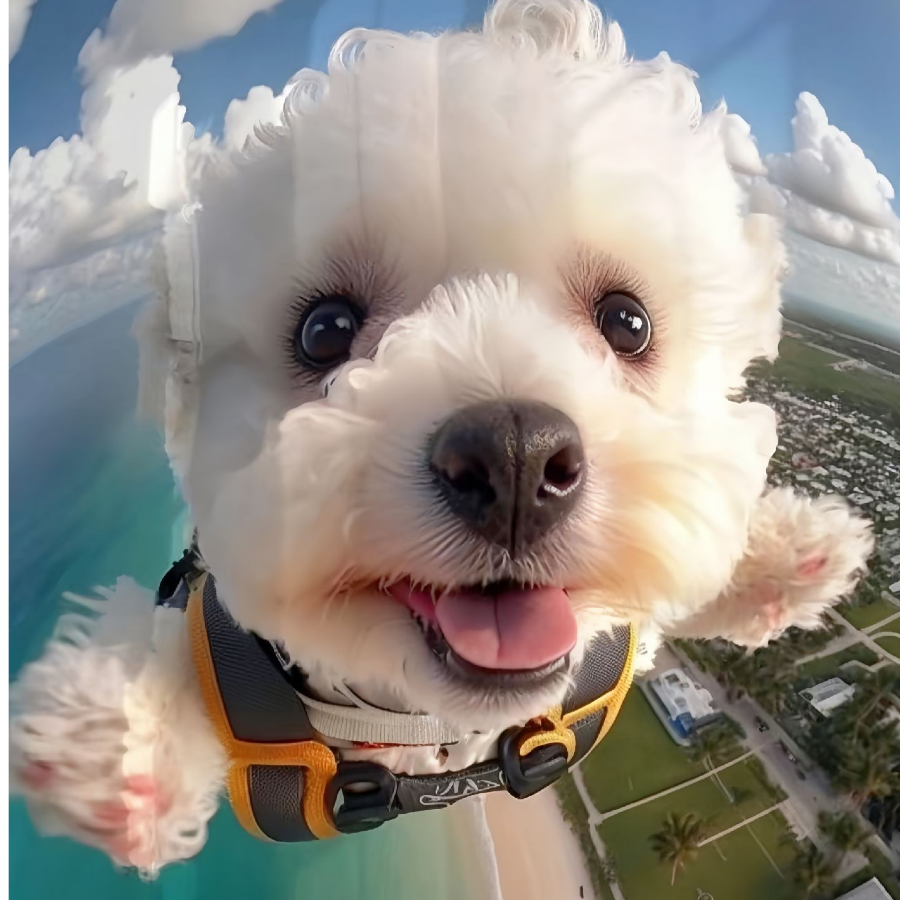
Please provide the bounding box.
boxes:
[835,877,893,900]
[650,668,716,724]
[801,677,857,717]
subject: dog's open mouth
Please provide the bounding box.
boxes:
[385,579,577,686]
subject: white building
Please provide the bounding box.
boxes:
[649,668,717,738]
[835,878,892,900]
[801,677,857,717]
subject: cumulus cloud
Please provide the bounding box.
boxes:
[8,52,195,357]
[768,93,897,230]
[79,0,287,76]
[9,0,36,59]
[9,56,189,275]
[730,93,900,267]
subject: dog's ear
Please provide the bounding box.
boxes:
[665,487,873,648]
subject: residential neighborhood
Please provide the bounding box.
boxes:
[556,326,900,900]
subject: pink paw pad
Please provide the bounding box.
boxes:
[19,761,56,791]
[92,775,171,828]
[798,556,828,579]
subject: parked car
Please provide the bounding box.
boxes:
[779,741,797,763]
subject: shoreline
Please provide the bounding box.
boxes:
[483,789,597,900]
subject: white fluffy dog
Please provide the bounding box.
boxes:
[11,0,872,876]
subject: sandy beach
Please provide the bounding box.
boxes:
[484,789,597,900]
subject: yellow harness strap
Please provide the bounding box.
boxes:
[187,573,338,840]
[518,622,637,760]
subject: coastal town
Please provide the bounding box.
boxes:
[556,324,900,900]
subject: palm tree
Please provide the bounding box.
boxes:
[817,810,869,861]
[791,844,837,899]
[726,643,795,711]
[688,723,740,767]
[835,747,900,809]
[688,723,740,801]
[849,669,900,741]
[649,811,705,886]
[753,677,791,715]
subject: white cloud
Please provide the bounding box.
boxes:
[782,231,900,345]
[9,231,160,362]
[767,93,897,230]
[8,52,195,358]
[9,56,189,275]
[732,93,900,268]
[79,0,287,76]
[9,0,36,60]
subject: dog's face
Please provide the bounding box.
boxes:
[149,1,784,732]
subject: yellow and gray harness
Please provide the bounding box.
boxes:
[158,550,637,841]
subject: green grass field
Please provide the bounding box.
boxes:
[838,596,900,630]
[599,764,795,900]
[796,643,881,682]
[875,635,900,659]
[581,689,717,813]
[758,338,900,416]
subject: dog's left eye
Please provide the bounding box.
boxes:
[593,292,652,358]
[293,296,364,369]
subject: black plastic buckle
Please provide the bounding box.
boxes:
[499,728,569,800]
[328,761,400,834]
[157,547,200,603]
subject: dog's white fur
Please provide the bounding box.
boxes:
[10,0,873,876]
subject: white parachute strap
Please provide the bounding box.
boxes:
[166,202,203,349]
[163,203,203,477]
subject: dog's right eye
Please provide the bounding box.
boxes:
[293,296,364,369]
[593,292,652,358]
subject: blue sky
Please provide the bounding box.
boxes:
[10,0,900,193]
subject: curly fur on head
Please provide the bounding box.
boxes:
[11,0,872,874]
[136,0,867,730]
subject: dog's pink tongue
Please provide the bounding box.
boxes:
[435,587,577,670]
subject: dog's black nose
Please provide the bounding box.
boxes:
[429,400,585,555]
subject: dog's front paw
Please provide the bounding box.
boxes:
[14,751,174,872]
[667,487,874,647]
[10,579,226,875]
[11,653,173,872]
[740,488,874,642]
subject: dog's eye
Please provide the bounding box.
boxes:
[593,293,652,358]
[294,296,364,369]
